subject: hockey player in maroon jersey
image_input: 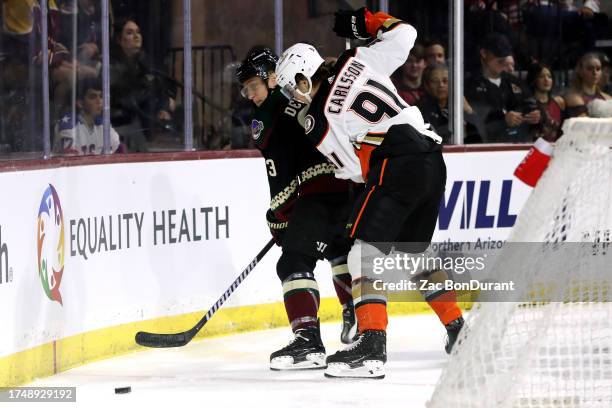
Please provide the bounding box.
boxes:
[275,9,465,378]
[235,47,358,370]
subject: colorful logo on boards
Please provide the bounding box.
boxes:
[36,184,65,305]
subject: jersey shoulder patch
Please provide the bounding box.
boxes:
[304,114,315,134]
[303,92,330,147]
[251,119,265,140]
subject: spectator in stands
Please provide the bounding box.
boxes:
[465,32,540,143]
[56,0,110,80]
[525,62,565,141]
[599,52,612,94]
[503,55,516,76]
[424,40,446,65]
[391,43,427,106]
[464,0,518,73]
[417,63,481,144]
[567,52,612,118]
[0,0,74,151]
[556,1,601,17]
[110,18,176,152]
[54,77,122,155]
[567,52,611,103]
[523,0,605,66]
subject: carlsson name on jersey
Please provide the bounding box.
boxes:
[327,59,366,115]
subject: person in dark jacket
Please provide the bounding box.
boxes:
[465,33,540,143]
[110,18,176,152]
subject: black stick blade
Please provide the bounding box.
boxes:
[135,331,191,348]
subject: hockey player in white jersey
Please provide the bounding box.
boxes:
[275,8,464,378]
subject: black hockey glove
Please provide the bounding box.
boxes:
[333,7,371,40]
[266,209,288,246]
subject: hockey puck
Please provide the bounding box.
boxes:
[114,386,131,394]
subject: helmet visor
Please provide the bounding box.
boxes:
[240,79,266,99]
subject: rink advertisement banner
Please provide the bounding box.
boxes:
[433,151,532,242]
[0,150,529,359]
[0,158,280,358]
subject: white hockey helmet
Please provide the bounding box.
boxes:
[275,43,324,100]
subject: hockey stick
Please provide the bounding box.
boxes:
[135,238,276,348]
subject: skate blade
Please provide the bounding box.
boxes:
[324,360,385,379]
[270,353,327,371]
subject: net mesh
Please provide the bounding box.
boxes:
[428,118,612,408]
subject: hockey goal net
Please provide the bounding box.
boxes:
[429,118,612,408]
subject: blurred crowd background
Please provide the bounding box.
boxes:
[0,0,610,160]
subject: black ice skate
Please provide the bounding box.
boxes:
[340,300,358,344]
[270,326,326,370]
[325,330,386,379]
[445,316,465,354]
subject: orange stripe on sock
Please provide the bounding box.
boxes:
[428,291,463,326]
[350,186,376,238]
[356,303,388,332]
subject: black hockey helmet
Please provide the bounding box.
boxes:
[235,46,278,84]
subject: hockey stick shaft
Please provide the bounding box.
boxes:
[135,238,275,348]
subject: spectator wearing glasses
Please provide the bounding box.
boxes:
[417,63,481,144]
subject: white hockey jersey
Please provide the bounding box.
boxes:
[303,20,442,183]
[54,113,121,155]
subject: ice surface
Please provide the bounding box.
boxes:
[25,315,447,408]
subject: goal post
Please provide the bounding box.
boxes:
[428,118,612,408]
